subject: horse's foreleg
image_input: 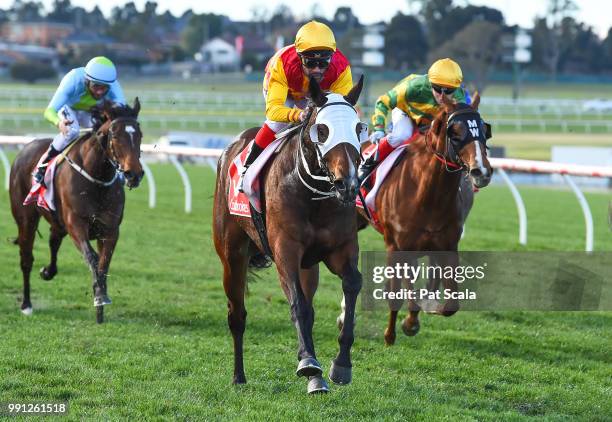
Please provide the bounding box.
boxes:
[276,243,321,379]
[325,243,362,385]
[298,264,329,393]
[436,251,460,317]
[403,257,422,337]
[40,226,65,281]
[67,220,102,315]
[95,231,118,306]
[384,274,403,345]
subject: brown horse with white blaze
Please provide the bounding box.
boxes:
[213,77,366,394]
[9,99,143,324]
[351,94,492,345]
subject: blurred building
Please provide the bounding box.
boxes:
[1,22,74,47]
[199,37,240,72]
[0,42,59,68]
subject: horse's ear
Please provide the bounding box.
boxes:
[431,118,442,137]
[308,76,327,107]
[344,74,364,106]
[101,100,113,118]
[133,97,140,116]
[471,92,480,111]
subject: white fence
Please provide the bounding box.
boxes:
[2,88,612,133]
[1,136,611,252]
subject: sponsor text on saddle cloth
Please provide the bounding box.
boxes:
[228,94,367,217]
[356,132,419,233]
[227,126,298,217]
[23,141,79,211]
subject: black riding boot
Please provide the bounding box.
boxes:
[238,143,264,193]
[33,145,61,185]
[357,150,381,185]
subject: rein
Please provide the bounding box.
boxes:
[425,107,485,173]
[65,116,138,187]
[295,107,337,201]
[425,129,464,172]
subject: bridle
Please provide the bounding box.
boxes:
[105,116,140,172]
[64,116,139,187]
[295,100,364,201]
[426,106,490,173]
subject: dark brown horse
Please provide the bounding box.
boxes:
[352,94,492,345]
[213,77,366,394]
[9,99,144,324]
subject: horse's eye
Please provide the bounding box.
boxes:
[317,125,329,142]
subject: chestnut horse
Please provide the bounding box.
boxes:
[213,77,366,394]
[9,99,144,324]
[350,94,492,345]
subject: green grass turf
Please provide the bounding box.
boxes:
[0,162,611,419]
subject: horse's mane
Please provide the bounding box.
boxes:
[91,101,139,131]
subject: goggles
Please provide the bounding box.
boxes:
[88,81,110,91]
[432,84,457,95]
[301,56,331,69]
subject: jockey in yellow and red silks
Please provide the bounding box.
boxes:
[239,20,353,191]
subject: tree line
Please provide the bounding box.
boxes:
[1,0,610,86]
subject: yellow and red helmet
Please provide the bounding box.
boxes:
[428,58,463,88]
[295,21,336,54]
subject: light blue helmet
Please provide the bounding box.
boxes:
[84,56,117,84]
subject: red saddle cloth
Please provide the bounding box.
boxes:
[227,137,284,217]
[22,156,60,212]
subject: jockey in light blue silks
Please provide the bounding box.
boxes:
[33,56,126,185]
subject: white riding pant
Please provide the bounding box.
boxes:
[262,90,308,132]
[51,105,93,151]
[386,108,414,147]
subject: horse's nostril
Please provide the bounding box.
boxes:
[470,168,482,178]
[334,179,347,192]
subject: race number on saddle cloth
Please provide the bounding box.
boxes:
[356,132,419,233]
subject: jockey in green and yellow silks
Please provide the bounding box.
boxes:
[358,58,468,183]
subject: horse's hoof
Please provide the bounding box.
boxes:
[307,375,330,394]
[420,298,440,314]
[233,375,247,385]
[39,266,56,281]
[384,328,396,346]
[437,302,459,317]
[21,307,33,316]
[401,318,420,336]
[296,357,322,377]
[329,361,352,385]
[96,306,104,324]
[93,295,112,307]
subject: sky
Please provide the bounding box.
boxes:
[1,0,609,39]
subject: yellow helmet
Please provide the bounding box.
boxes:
[428,58,463,88]
[295,21,336,53]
